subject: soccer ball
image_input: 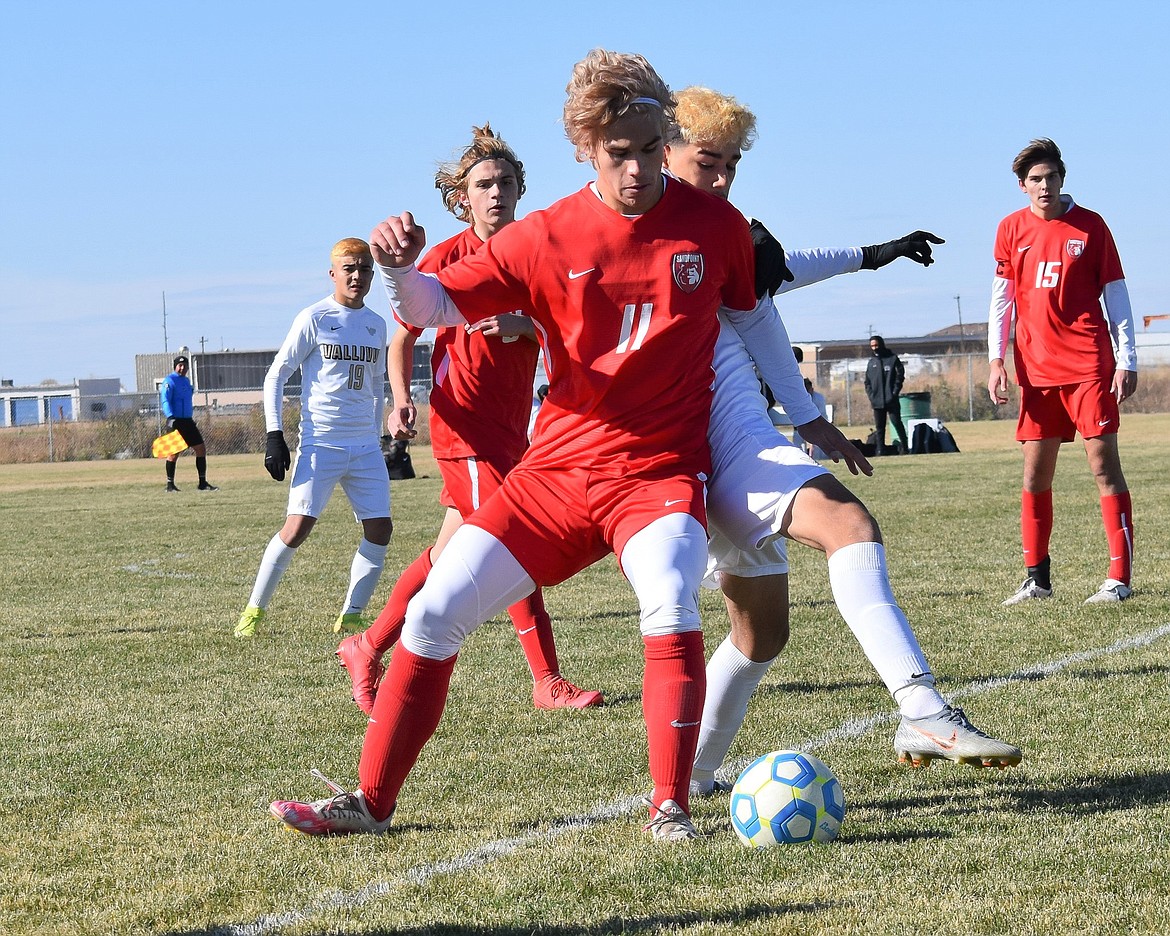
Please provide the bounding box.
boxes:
[729,750,846,846]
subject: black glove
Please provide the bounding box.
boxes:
[264,430,291,481]
[861,231,945,270]
[165,416,176,431]
[750,219,795,299]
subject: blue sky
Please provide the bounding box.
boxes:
[3,1,1168,389]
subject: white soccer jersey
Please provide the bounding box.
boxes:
[706,246,861,573]
[265,296,387,446]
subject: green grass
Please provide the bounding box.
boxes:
[3,416,1170,935]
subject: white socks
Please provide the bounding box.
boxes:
[247,534,297,609]
[693,636,777,785]
[341,538,388,616]
[827,542,944,719]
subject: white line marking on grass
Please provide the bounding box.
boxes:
[219,622,1170,936]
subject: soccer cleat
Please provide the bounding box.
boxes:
[269,769,393,836]
[641,796,698,841]
[333,612,363,634]
[165,482,180,493]
[894,704,1023,769]
[234,605,265,639]
[336,633,384,715]
[198,481,219,491]
[1084,578,1132,604]
[689,777,734,798]
[532,674,604,710]
[1002,577,1052,606]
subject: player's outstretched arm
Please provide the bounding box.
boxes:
[792,418,873,477]
[860,231,945,269]
[371,213,426,268]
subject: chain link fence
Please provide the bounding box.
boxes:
[3,354,1167,465]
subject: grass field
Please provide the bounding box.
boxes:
[3,415,1169,935]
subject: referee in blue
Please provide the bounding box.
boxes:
[159,355,217,492]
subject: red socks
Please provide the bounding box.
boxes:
[1101,491,1134,585]
[1021,489,1053,571]
[358,647,457,821]
[365,547,433,655]
[508,590,559,682]
[642,631,706,815]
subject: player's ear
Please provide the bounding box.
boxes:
[662,143,673,167]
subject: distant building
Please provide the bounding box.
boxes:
[0,378,129,426]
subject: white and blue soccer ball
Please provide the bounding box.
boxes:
[729,750,846,846]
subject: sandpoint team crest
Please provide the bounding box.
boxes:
[1066,239,1085,258]
[672,253,705,293]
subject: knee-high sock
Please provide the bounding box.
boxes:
[692,635,776,784]
[508,588,559,682]
[827,542,944,719]
[165,460,176,482]
[247,534,297,609]
[1021,489,1053,572]
[365,547,432,655]
[196,455,208,483]
[341,538,388,616]
[1101,491,1134,585]
[359,647,456,821]
[643,631,705,814]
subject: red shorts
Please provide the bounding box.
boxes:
[437,454,514,517]
[1017,380,1120,443]
[465,464,707,587]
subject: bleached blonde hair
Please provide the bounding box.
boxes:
[330,237,372,261]
[562,49,675,161]
[435,123,526,223]
[667,86,757,152]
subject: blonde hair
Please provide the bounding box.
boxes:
[435,124,526,223]
[563,49,675,161]
[330,237,372,261]
[667,86,757,152]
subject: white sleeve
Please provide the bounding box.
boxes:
[264,311,315,433]
[987,276,1015,362]
[720,297,820,426]
[378,264,468,328]
[776,247,864,294]
[1103,279,1137,372]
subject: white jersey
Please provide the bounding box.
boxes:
[265,296,387,446]
[705,245,862,577]
[710,245,862,443]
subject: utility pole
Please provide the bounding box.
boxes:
[162,291,169,353]
[955,295,974,421]
[199,336,210,410]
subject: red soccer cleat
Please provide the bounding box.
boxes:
[335,633,384,715]
[532,674,604,710]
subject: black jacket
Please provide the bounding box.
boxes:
[865,349,904,408]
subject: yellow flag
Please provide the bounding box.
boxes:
[151,430,188,458]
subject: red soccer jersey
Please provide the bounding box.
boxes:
[397,227,538,464]
[994,202,1125,387]
[435,178,756,477]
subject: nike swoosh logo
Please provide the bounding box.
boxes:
[1098,419,1112,427]
[568,268,595,280]
[670,719,701,728]
[516,626,537,635]
[330,325,342,330]
[1018,245,1031,253]
[664,498,687,507]
[916,728,958,749]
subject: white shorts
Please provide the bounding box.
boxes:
[704,420,828,585]
[287,440,390,521]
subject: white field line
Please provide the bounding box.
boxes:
[217,621,1170,936]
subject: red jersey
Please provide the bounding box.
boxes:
[435,178,756,477]
[398,227,538,464]
[994,202,1125,387]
